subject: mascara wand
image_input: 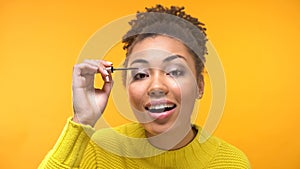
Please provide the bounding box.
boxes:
[105,66,138,73]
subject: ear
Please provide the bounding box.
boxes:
[197,75,204,99]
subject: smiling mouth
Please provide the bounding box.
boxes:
[145,103,177,113]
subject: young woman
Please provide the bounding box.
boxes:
[39,5,250,168]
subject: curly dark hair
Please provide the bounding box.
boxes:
[122,4,207,84]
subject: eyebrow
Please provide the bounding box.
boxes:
[130,54,187,66]
[162,54,187,63]
[130,59,148,66]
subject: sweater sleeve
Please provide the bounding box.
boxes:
[38,118,96,169]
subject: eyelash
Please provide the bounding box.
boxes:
[166,69,185,77]
[133,72,149,80]
[132,69,185,81]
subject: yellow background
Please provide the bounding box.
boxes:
[1,0,299,168]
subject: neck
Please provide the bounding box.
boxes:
[146,124,196,150]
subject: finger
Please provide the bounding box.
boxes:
[74,60,113,86]
[83,59,113,69]
[73,63,98,76]
[97,60,113,81]
[99,60,113,67]
[83,59,101,67]
[97,61,111,79]
[73,63,98,89]
[98,68,112,84]
[101,76,114,95]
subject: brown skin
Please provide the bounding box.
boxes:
[126,35,204,150]
[71,35,204,150]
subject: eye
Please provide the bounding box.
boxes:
[167,69,185,77]
[133,72,149,80]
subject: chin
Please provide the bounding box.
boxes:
[133,105,189,136]
[142,120,176,137]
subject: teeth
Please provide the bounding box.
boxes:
[149,104,174,110]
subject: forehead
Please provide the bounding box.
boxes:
[128,35,195,66]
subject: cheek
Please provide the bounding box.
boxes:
[176,77,198,119]
[169,80,182,100]
[171,77,198,100]
[127,83,146,108]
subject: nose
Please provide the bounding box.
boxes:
[148,89,166,97]
[147,71,169,98]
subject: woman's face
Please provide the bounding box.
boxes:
[126,35,203,136]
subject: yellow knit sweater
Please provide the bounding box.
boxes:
[39,118,251,169]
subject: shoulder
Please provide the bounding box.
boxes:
[208,136,251,169]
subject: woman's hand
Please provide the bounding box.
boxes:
[72,59,113,127]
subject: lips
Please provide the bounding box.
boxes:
[144,100,177,120]
[145,103,176,113]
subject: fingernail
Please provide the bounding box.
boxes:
[105,75,110,82]
[106,61,113,65]
[103,69,109,76]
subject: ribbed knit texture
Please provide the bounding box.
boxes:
[39,118,251,169]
